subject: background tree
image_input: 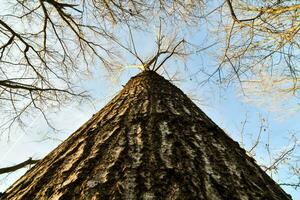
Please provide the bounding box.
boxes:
[214,0,300,91]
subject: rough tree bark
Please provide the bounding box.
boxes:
[0,71,292,199]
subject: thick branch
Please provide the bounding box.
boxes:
[225,0,262,22]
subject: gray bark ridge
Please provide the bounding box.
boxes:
[1,71,292,200]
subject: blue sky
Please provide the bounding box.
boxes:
[0,1,300,199]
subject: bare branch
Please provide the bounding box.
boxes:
[0,158,40,175]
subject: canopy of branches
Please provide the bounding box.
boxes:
[0,0,299,133]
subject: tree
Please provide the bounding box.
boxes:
[0,71,292,199]
[0,0,300,197]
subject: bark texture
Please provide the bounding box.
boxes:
[1,71,292,200]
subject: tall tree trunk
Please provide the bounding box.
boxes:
[1,71,291,200]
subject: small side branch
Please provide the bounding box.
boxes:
[0,158,40,175]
